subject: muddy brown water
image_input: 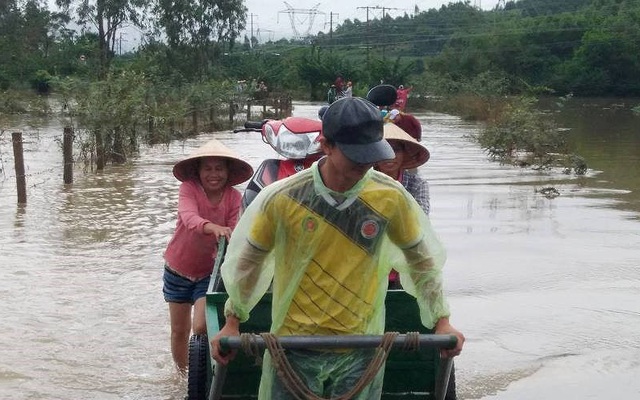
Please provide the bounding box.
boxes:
[0,99,639,399]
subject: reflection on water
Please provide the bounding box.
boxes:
[0,100,639,399]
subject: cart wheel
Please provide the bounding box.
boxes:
[188,334,209,400]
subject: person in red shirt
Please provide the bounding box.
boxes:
[163,139,253,373]
[334,74,345,93]
[393,85,412,111]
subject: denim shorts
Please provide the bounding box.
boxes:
[162,265,210,304]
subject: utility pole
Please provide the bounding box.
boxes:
[356,6,372,65]
[379,6,400,58]
[118,33,127,55]
[357,6,401,61]
[326,12,339,52]
[249,13,256,48]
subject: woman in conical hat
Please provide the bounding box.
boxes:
[163,138,253,373]
[377,123,431,291]
[376,123,431,214]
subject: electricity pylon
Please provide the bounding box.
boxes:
[278,2,325,39]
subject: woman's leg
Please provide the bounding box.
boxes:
[169,302,192,372]
[192,296,207,335]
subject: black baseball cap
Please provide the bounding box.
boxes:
[321,97,395,164]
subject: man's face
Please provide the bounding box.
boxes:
[321,139,373,182]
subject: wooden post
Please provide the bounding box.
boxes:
[12,131,27,204]
[246,99,252,120]
[63,126,73,184]
[228,101,235,123]
[192,109,198,133]
[95,129,105,170]
[209,106,215,131]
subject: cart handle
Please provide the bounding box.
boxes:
[211,333,457,400]
[219,333,457,352]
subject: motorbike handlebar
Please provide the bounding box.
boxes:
[244,120,266,129]
[232,120,266,133]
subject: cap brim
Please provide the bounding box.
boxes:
[337,139,395,164]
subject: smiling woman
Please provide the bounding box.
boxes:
[163,139,253,373]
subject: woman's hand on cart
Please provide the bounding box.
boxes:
[210,316,240,365]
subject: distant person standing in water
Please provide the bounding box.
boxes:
[327,84,338,104]
[163,139,253,373]
[393,85,412,111]
[344,81,353,97]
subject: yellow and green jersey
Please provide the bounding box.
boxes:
[222,160,449,336]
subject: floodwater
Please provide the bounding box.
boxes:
[0,98,639,399]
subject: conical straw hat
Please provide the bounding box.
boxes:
[383,123,430,170]
[172,139,254,186]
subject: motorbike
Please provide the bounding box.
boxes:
[233,116,324,208]
[234,84,403,209]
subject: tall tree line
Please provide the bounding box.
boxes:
[1,0,640,96]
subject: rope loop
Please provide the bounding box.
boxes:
[240,332,263,366]
[402,331,420,352]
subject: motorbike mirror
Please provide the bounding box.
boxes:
[366,84,397,107]
[318,105,329,120]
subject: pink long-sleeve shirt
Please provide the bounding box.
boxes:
[164,180,242,280]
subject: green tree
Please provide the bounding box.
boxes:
[154,0,246,78]
[55,0,148,77]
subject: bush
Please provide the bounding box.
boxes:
[32,70,53,94]
[476,96,587,174]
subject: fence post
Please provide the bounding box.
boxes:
[228,101,235,123]
[192,109,198,133]
[63,126,73,184]
[12,131,27,204]
[246,99,252,120]
[95,129,105,170]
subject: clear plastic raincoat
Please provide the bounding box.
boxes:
[221,160,449,399]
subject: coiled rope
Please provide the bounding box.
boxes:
[238,332,424,400]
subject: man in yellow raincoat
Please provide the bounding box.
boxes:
[211,97,465,399]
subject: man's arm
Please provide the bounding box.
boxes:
[403,240,465,357]
[402,240,450,326]
[211,242,269,364]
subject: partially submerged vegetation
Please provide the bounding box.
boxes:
[476,96,588,174]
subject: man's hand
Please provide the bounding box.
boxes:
[210,316,240,365]
[434,317,465,358]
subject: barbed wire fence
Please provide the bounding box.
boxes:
[0,127,65,204]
